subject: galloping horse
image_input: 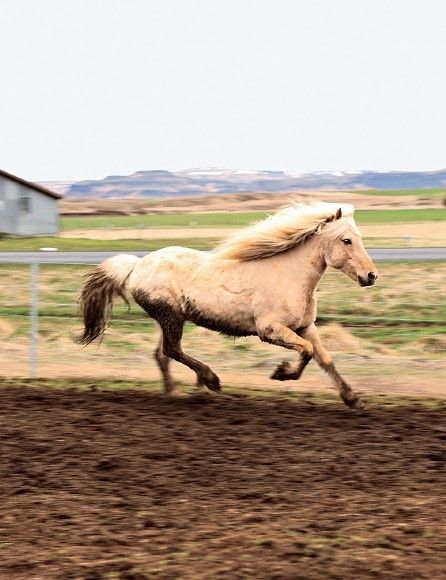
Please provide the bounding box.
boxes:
[77,201,378,409]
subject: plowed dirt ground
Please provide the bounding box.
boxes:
[0,385,445,579]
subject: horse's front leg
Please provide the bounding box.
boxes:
[301,323,364,410]
[256,322,314,380]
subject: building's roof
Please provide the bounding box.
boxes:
[0,169,62,199]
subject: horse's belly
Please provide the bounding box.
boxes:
[183,298,256,337]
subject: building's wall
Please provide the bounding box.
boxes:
[0,175,58,235]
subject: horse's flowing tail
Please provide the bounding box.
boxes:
[77,254,140,345]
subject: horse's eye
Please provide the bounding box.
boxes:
[342,239,352,245]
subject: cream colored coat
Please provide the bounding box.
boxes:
[78,202,377,409]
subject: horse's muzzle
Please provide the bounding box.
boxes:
[357,272,378,287]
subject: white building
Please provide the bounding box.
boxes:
[0,169,61,236]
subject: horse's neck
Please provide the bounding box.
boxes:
[282,238,327,294]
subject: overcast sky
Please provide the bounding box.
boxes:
[1,0,445,181]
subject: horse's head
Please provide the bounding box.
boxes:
[322,208,378,287]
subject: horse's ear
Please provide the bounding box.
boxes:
[335,208,342,220]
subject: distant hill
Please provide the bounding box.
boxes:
[41,168,446,198]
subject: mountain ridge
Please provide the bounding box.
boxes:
[41,168,446,198]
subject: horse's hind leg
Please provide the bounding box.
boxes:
[160,317,221,392]
[301,324,364,410]
[154,330,176,395]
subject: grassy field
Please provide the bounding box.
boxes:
[0,236,214,252]
[1,262,444,348]
[1,262,444,394]
[59,208,446,231]
[353,188,446,197]
[355,208,445,223]
[60,212,264,230]
[0,233,442,252]
[0,207,443,252]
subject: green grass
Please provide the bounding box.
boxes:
[59,208,446,231]
[0,208,443,252]
[1,262,445,349]
[0,236,216,252]
[60,212,266,230]
[355,208,446,224]
[352,325,446,346]
[0,235,441,252]
[352,188,446,198]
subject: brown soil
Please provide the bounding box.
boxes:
[59,190,443,216]
[1,386,445,579]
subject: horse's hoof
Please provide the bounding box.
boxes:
[199,373,221,392]
[342,392,366,410]
[271,361,292,381]
[271,361,304,381]
[354,398,367,411]
[207,376,221,392]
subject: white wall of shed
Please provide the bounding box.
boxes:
[0,175,58,235]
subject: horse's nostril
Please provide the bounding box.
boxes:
[368,272,377,281]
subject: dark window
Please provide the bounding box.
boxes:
[19,196,31,213]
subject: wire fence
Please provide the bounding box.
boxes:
[0,259,445,397]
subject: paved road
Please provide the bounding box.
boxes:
[0,248,445,264]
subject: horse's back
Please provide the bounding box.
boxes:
[140,245,209,271]
[128,246,210,297]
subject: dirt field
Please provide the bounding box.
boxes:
[60,221,446,247]
[1,385,445,579]
[59,190,444,216]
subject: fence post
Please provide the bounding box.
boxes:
[30,261,39,377]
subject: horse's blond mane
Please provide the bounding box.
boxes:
[215,201,359,261]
